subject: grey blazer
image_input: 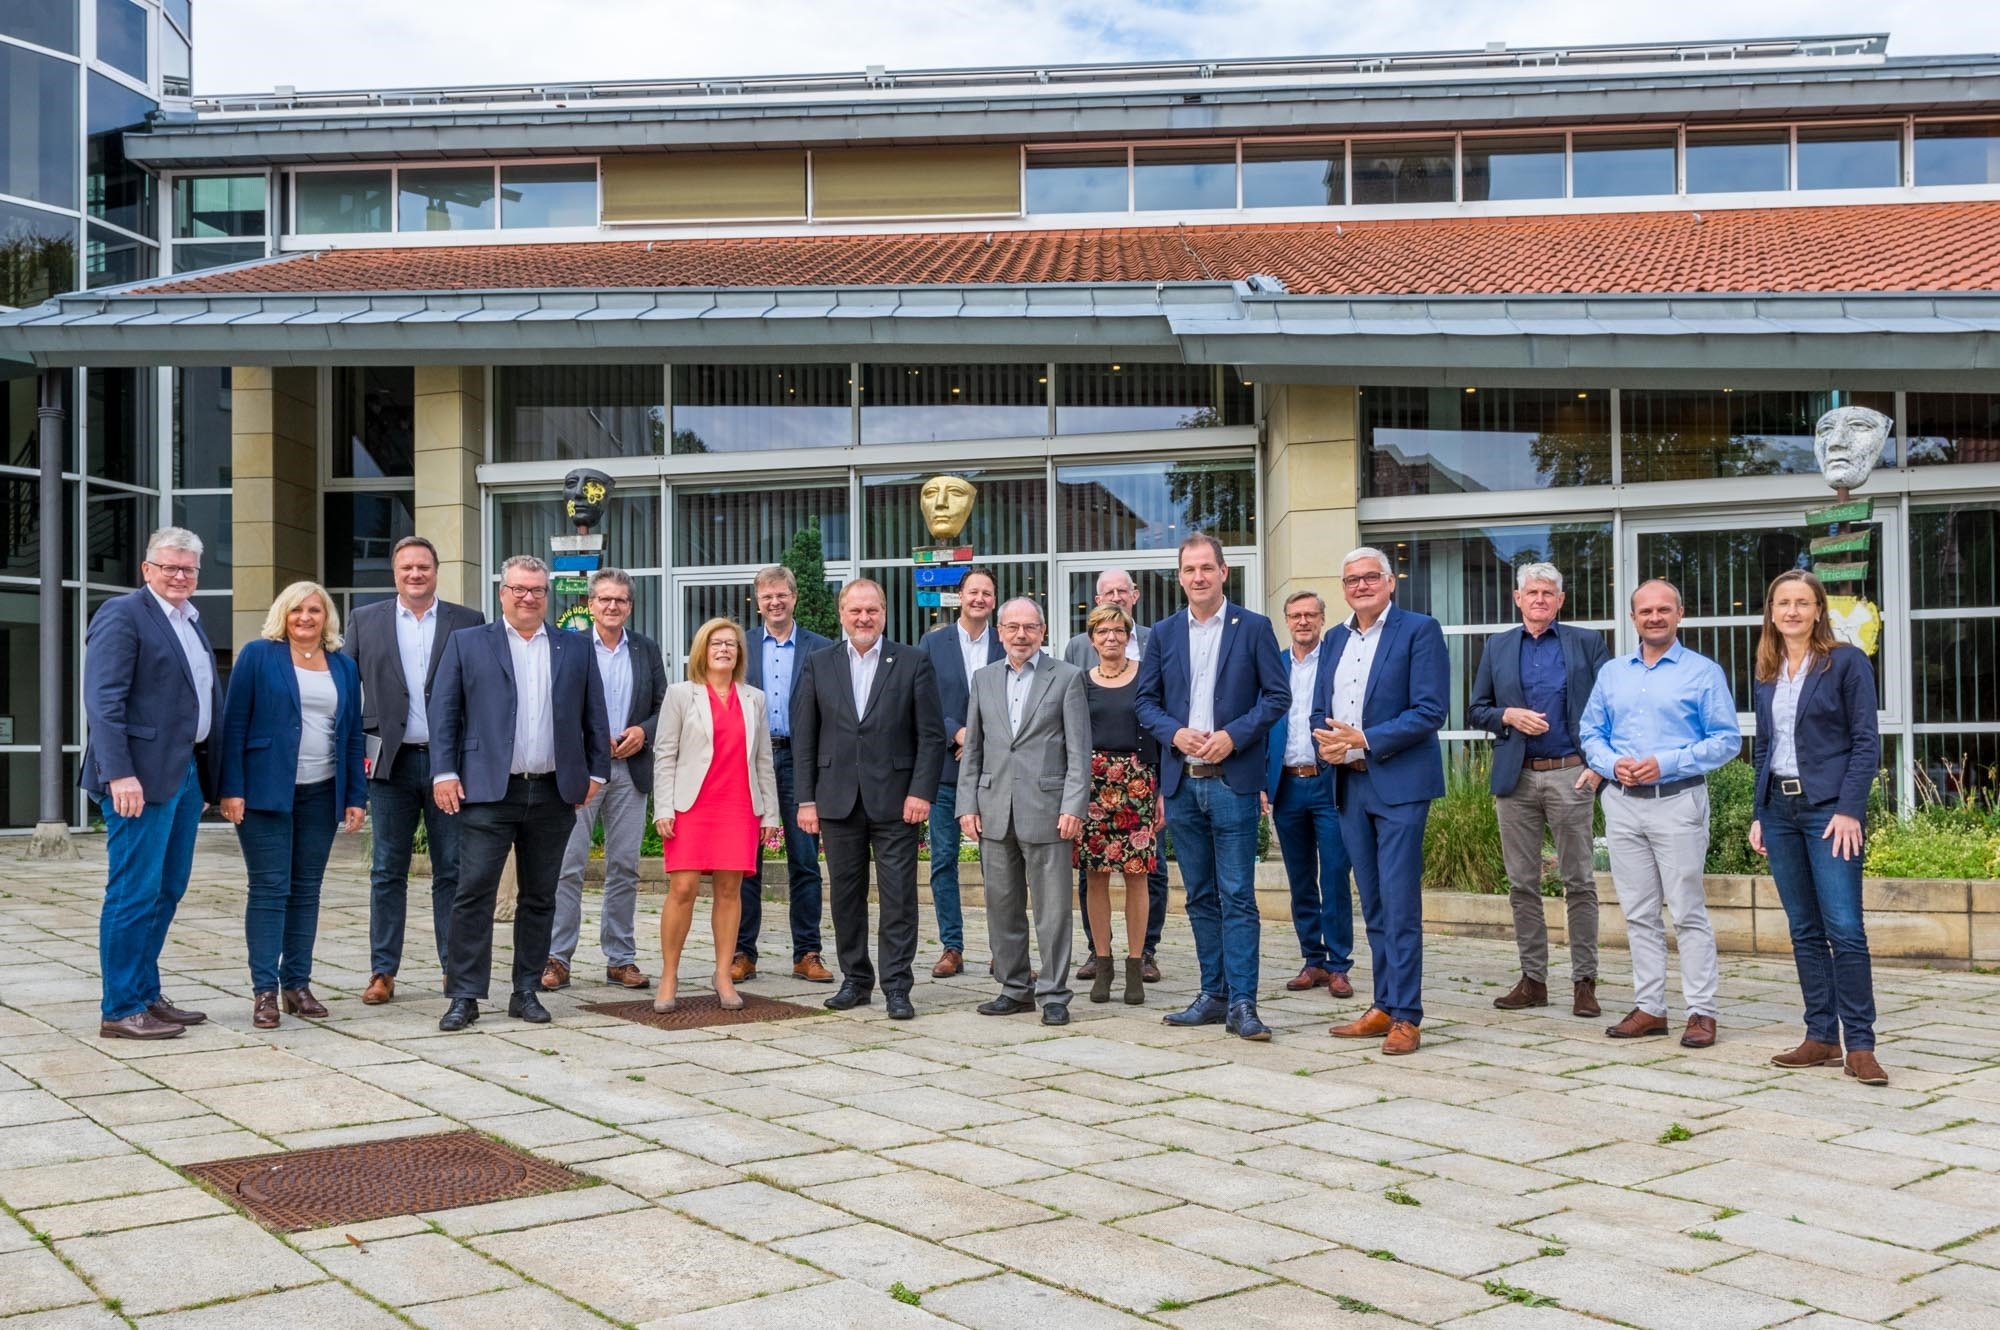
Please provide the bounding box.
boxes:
[1063,621,1150,668]
[342,596,485,780]
[957,653,1091,845]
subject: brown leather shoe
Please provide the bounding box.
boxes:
[1572,978,1601,1018]
[252,991,280,1030]
[730,952,757,983]
[792,953,834,982]
[1382,1020,1422,1056]
[1327,971,1354,999]
[1605,1008,1669,1039]
[1330,1007,1394,1039]
[100,1010,185,1040]
[1771,1038,1843,1069]
[931,948,964,978]
[541,957,571,992]
[282,988,328,1018]
[1680,1014,1718,1049]
[1141,954,1161,983]
[148,995,207,1025]
[605,963,648,989]
[362,973,394,1005]
[1493,976,1549,1010]
[1286,965,1331,992]
[1075,954,1098,981]
[1845,1049,1889,1086]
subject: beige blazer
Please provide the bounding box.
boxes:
[652,680,781,824]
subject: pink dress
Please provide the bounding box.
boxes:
[664,685,760,873]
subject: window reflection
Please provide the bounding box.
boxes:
[1797,125,1901,190]
[499,163,596,228]
[1,46,78,210]
[323,491,415,590]
[1024,149,1127,213]
[1362,387,1611,497]
[493,366,663,463]
[671,364,849,453]
[860,364,1046,444]
[1462,136,1565,201]
[1620,389,1893,483]
[1241,142,1343,207]
[862,470,1045,561]
[1351,139,1453,204]
[173,368,231,488]
[1915,121,2000,186]
[1133,146,1235,211]
[1686,129,1790,193]
[674,485,850,565]
[1056,459,1255,551]
[295,171,392,235]
[1905,393,2000,467]
[398,167,494,232]
[1367,525,1616,627]
[331,368,415,479]
[1572,131,1675,197]
[1056,364,1250,435]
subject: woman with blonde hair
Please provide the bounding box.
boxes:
[218,581,367,1029]
[653,617,781,1011]
[1076,603,1162,1006]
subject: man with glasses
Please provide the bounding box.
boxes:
[429,555,609,1032]
[83,527,226,1040]
[545,569,666,994]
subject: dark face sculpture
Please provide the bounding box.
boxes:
[563,468,615,530]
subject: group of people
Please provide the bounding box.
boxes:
[82,523,1888,1085]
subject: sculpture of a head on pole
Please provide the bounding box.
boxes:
[563,467,615,531]
[1812,406,1892,494]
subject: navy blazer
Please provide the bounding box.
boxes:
[743,622,832,711]
[428,622,611,806]
[1468,622,1613,797]
[1311,606,1449,808]
[1135,601,1290,798]
[81,588,226,803]
[921,621,1004,785]
[218,639,367,820]
[1752,643,1879,820]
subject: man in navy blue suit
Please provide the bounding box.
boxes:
[919,566,1002,978]
[1136,533,1289,1040]
[1315,546,1447,1056]
[82,527,226,1040]
[429,555,610,1032]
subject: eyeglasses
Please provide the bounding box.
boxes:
[591,596,631,608]
[998,622,1041,634]
[501,584,549,600]
[146,560,200,580]
[1341,572,1388,589]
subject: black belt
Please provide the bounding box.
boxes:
[771,736,790,749]
[1617,775,1703,799]
[401,742,427,752]
[511,771,555,783]
[1776,776,1804,797]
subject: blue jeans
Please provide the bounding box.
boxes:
[927,782,965,952]
[1272,771,1354,972]
[366,744,461,978]
[1760,792,1876,1050]
[99,760,204,1021]
[1166,776,1262,1005]
[239,779,338,993]
[1339,766,1429,1026]
[739,743,824,962]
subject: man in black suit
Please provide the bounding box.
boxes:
[545,568,667,993]
[794,578,945,1020]
[429,555,609,1032]
[343,536,485,1006]
[918,565,1001,978]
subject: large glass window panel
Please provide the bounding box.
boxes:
[499,163,596,229]
[1366,524,1617,628]
[294,171,392,235]
[1056,364,1250,434]
[1906,393,2000,467]
[87,73,156,238]
[675,483,850,566]
[493,365,663,463]
[863,469,1045,561]
[860,364,1046,444]
[1057,459,1255,552]
[84,221,152,287]
[1,479,78,580]
[2,0,78,52]
[323,491,415,590]
[398,167,495,232]
[1024,150,1127,214]
[172,240,263,273]
[172,367,230,487]
[864,561,1053,650]
[0,200,78,308]
[85,488,147,587]
[174,175,265,239]
[171,493,230,584]
[86,367,154,487]
[94,0,145,79]
[1062,566,1243,643]
[1133,145,1235,212]
[1685,128,1790,193]
[1620,389,1893,484]
[1911,504,2000,612]
[1797,124,1901,190]
[1916,120,2000,186]
[1362,386,1611,496]
[1914,619,2000,726]
[1241,141,1343,208]
[1571,131,1675,198]
[162,24,189,97]
[0,589,76,749]
[1462,136,1565,201]
[494,490,659,635]
[1912,733,2000,805]
[1,45,78,209]
[678,582,761,662]
[162,0,189,38]
[1351,138,1453,205]
[670,364,849,453]
[330,368,414,479]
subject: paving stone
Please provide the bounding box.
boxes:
[1675,1125,1939,1187]
[0,1153,186,1209]
[1435,1303,1625,1330]
[0,1247,97,1317]
[1544,1141,1702,1186]
[0,1088,79,1128]
[22,1184,231,1239]
[1267,1119,1449,1163]
[1231,1144,1416,1192]
[1491,1251,1814,1330]
[777,1218,1000,1290]
[843,1085,1034,1131]
[1907,1260,2000,1306]
[1149,1094,1306,1132]
[959,1117,1166,1168]
[629,1111,831,1164]
[883,1139,1062,1186]
[1086,1151,1315,1210]
[1247,1189,1547,1277]
[0,1306,127,1330]
[1273,1247,1500,1322]
[404,1283,613,1330]
[145,1128,277,1164]
[998,1170,1183,1221]
[425,1183,649,1236]
[1010,1035,1226,1079]
[1419,1153,1569,1195]
[1146,1064,1380,1117]
[136,1046,326,1091]
[990,1089,1147,1125]
[664,1181,855,1241]
[922,1272,1155,1330]
[1709,1212,1947,1280]
[59,1213,325,1315]
[1332,1099,1616,1164]
[1099,1112,1273,1156]
[949,1216,1266,1312]
[291,1215,433,1250]
[806,1169,1054,1238]
[780,1106,945,1149]
[1699,1251,1925,1321]
[738,1147,902,1187]
[308,1232,520,1307]
[644,1278,956,1329]
[1893,1297,2000,1330]
[1521,1209,1741,1271]
[575,1148,740,1196]
[1117,1202,1329,1265]
[188,1072,431,1136]
[69,1087,208,1127]
[1032,1070,1187,1105]
[0,1117,132,1168]
[132,1282,404,1329]
[1648,1157,1999,1248]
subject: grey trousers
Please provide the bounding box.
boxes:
[552,760,646,969]
[1602,783,1719,1019]
[982,833,1074,1006]
[1496,764,1600,983]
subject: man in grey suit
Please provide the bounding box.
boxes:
[960,598,1092,1026]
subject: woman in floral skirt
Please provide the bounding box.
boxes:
[1076,604,1162,1005]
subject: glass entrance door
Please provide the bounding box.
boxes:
[1052,555,1252,659]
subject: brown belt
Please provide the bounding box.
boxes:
[1527,754,1583,771]
[1185,762,1224,779]
[1341,758,1369,773]
[1283,765,1320,778]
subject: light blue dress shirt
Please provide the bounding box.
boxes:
[1580,639,1740,783]
[761,628,798,737]
[594,629,632,746]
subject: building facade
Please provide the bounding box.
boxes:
[4,25,2000,829]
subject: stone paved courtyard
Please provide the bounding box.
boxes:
[4,836,2000,1328]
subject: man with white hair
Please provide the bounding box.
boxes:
[1469,562,1612,1018]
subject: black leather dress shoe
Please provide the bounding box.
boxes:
[885,992,916,1020]
[439,998,480,1032]
[1041,1002,1071,1027]
[1163,993,1228,1027]
[824,983,873,1011]
[977,994,1035,1016]
[508,991,552,1024]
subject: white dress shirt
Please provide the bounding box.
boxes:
[1004,653,1037,735]
[395,600,438,744]
[1330,606,1391,765]
[957,620,991,687]
[1185,599,1228,733]
[148,587,213,743]
[846,637,884,717]
[506,625,556,775]
[1770,653,1811,779]
[594,629,633,750]
[1285,644,1320,766]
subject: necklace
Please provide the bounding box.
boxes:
[1097,660,1131,680]
[291,641,318,661]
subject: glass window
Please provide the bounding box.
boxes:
[1571,131,1675,198]
[1915,120,2000,187]
[84,221,152,286]
[499,163,596,229]
[674,484,850,565]
[493,489,660,638]
[330,368,414,479]
[85,488,148,587]
[172,367,230,488]
[1369,524,1616,627]
[1056,364,1251,435]
[1024,149,1127,214]
[1062,566,1243,643]
[1905,393,2000,467]
[1796,124,1901,190]
[0,199,78,308]
[174,176,265,239]
[493,365,662,463]
[1361,386,1611,497]
[860,364,1046,444]
[1621,389,1893,484]
[1462,136,1565,202]
[1911,504,2000,731]
[1,45,79,209]
[399,166,495,232]
[171,493,230,584]
[294,170,392,235]
[670,364,849,454]
[1056,459,1255,552]
[162,0,189,38]
[94,0,146,80]
[87,73,157,238]
[867,560,1053,650]
[1241,141,1343,208]
[0,589,77,750]
[1351,138,1453,205]
[1912,504,2000,613]
[86,367,155,487]
[2,0,78,53]
[1133,145,1235,212]
[1685,128,1790,193]
[323,491,415,590]
[172,240,263,273]
[862,469,1045,561]
[161,24,189,97]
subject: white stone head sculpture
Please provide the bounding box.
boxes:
[1813,406,1891,490]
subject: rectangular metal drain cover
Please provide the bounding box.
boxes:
[585,990,820,1030]
[182,1130,584,1232]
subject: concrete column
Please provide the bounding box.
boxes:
[414,366,485,608]
[231,367,319,649]
[1263,384,1361,621]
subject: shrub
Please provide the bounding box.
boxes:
[1865,806,2000,879]
[1423,751,1507,893]
[1703,760,1761,875]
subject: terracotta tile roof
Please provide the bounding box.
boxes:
[139,202,2000,299]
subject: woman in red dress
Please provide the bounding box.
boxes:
[652,618,781,1011]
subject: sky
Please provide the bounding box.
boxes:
[192,0,2000,95]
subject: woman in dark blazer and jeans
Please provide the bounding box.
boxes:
[1749,569,1885,1086]
[219,581,368,1029]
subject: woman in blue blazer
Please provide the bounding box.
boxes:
[1748,569,1884,1086]
[219,581,367,1029]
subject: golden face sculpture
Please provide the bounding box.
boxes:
[919,474,976,540]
